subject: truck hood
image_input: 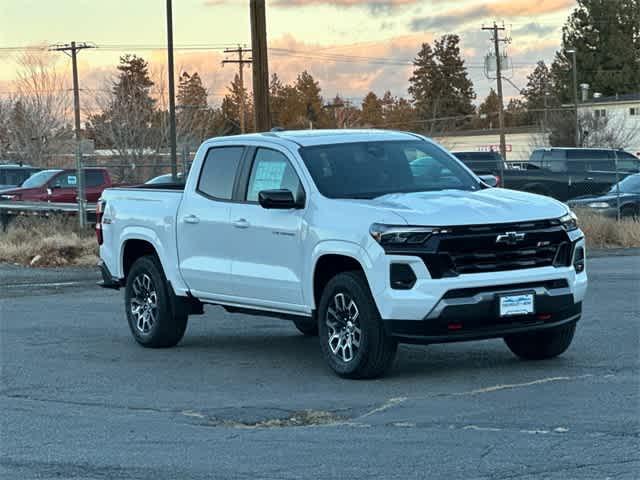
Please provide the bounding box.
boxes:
[0,186,43,197]
[345,188,569,226]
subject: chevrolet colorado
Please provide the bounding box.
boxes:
[97,130,587,378]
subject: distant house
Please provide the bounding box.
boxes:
[577,93,640,157]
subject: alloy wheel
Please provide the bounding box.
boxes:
[326,292,362,362]
[130,273,158,335]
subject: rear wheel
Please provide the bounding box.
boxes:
[504,322,576,360]
[318,272,397,379]
[124,255,188,348]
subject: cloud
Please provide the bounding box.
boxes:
[410,0,574,32]
[511,22,558,37]
[205,0,419,12]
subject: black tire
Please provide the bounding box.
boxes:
[124,255,188,348]
[620,206,639,220]
[293,317,318,336]
[318,271,397,379]
[504,322,576,360]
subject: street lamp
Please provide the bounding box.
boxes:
[567,48,579,147]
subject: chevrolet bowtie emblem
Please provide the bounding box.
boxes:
[496,231,526,245]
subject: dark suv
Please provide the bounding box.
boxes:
[0,164,40,191]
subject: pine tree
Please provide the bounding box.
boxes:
[360,91,383,127]
[476,88,500,129]
[295,71,326,128]
[552,0,640,100]
[409,35,475,134]
[177,71,211,145]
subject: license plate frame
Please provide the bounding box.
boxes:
[499,292,535,317]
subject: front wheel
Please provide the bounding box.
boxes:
[124,255,188,348]
[318,272,397,379]
[504,322,576,360]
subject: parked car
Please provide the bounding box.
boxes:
[145,172,184,185]
[502,148,640,201]
[97,130,587,379]
[0,168,115,203]
[568,173,640,219]
[452,151,506,183]
[0,164,40,191]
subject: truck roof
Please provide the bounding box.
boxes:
[207,129,422,148]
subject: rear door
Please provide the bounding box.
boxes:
[227,147,306,310]
[84,170,107,202]
[176,146,244,299]
[568,150,615,198]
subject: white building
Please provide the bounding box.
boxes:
[577,93,640,157]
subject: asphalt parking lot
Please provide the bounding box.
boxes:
[1,255,639,480]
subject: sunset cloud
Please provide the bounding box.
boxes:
[411,0,574,32]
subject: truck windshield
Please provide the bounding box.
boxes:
[21,170,61,188]
[299,140,480,199]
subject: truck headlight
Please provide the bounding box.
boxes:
[370,223,444,246]
[587,202,610,209]
[559,211,578,231]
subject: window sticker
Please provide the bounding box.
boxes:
[67,175,77,185]
[248,160,286,199]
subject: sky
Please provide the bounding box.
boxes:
[0,0,576,110]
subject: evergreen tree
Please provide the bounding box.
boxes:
[476,88,500,129]
[295,71,326,128]
[409,35,475,134]
[552,0,640,101]
[360,91,383,127]
[86,55,163,180]
[177,72,213,145]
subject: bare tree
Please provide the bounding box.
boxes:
[9,51,73,166]
[579,111,640,150]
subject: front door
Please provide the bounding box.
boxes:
[176,146,245,299]
[48,171,79,203]
[228,147,306,310]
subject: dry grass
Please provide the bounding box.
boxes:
[0,216,98,267]
[575,209,640,249]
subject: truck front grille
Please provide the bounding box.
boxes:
[387,220,573,279]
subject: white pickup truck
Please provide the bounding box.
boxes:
[97,130,587,378]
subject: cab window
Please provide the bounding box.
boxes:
[246,148,303,203]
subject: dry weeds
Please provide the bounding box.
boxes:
[0,216,98,267]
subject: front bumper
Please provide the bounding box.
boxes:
[384,281,581,344]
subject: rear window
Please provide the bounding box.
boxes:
[453,152,501,174]
[0,168,37,186]
[85,171,105,187]
[567,150,614,171]
[616,152,640,172]
[197,147,244,200]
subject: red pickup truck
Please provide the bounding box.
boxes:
[0,168,114,203]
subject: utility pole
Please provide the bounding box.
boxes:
[222,46,252,133]
[250,0,271,132]
[483,22,508,185]
[165,0,178,181]
[567,49,580,147]
[49,41,95,228]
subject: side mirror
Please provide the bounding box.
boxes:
[479,174,498,188]
[258,189,300,209]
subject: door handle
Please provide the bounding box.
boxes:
[233,218,250,229]
[585,177,594,181]
[183,214,200,224]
